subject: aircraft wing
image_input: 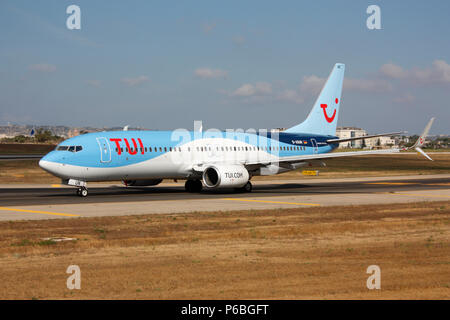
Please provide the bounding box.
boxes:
[326,132,404,144]
[243,148,400,168]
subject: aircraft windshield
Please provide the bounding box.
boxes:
[55,145,83,152]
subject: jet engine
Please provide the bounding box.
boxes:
[123,179,163,186]
[202,164,249,189]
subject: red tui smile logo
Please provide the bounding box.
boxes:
[320,98,338,123]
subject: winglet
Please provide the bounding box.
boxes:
[411,117,435,160]
[415,147,433,161]
[413,117,435,148]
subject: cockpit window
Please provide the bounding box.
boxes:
[56,145,83,152]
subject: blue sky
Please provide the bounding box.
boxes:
[0,0,449,134]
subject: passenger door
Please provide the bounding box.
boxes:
[310,138,318,154]
[96,137,111,163]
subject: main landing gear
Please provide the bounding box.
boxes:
[76,186,88,197]
[185,180,203,193]
[243,181,252,192]
[235,181,252,193]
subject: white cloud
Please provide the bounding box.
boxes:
[299,75,325,95]
[231,82,272,97]
[380,60,450,85]
[121,76,149,87]
[277,89,305,104]
[380,63,407,79]
[344,78,393,92]
[413,59,450,84]
[29,63,56,72]
[225,73,390,106]
[195,68,228,79]
[298,74,392,94]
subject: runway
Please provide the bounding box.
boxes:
[0,174,449,220]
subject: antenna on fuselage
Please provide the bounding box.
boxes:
[194,120,202,133]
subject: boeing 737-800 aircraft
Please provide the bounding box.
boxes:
[36,63,434,197]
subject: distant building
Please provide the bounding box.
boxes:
[271,127,287,132]
[68,128,80,138]
[335,127,368,148]
[365,136,396,149]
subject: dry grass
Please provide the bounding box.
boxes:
[0,201,448,299]
[0,144,58,183]
[0,160,60,183]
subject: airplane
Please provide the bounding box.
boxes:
[33,63,434,197]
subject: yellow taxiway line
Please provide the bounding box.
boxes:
[381,192,450,199]
[221,198,320,206]
[0,207,80,217]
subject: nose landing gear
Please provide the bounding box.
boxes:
[64,179,88,197]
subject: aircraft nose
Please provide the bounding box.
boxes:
[39,157,53,172]
[39,154,62,177]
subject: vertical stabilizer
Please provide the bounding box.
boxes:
[285,63,345,135]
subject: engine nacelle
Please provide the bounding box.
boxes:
[123,179,163,186]
[202,164,249,188]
